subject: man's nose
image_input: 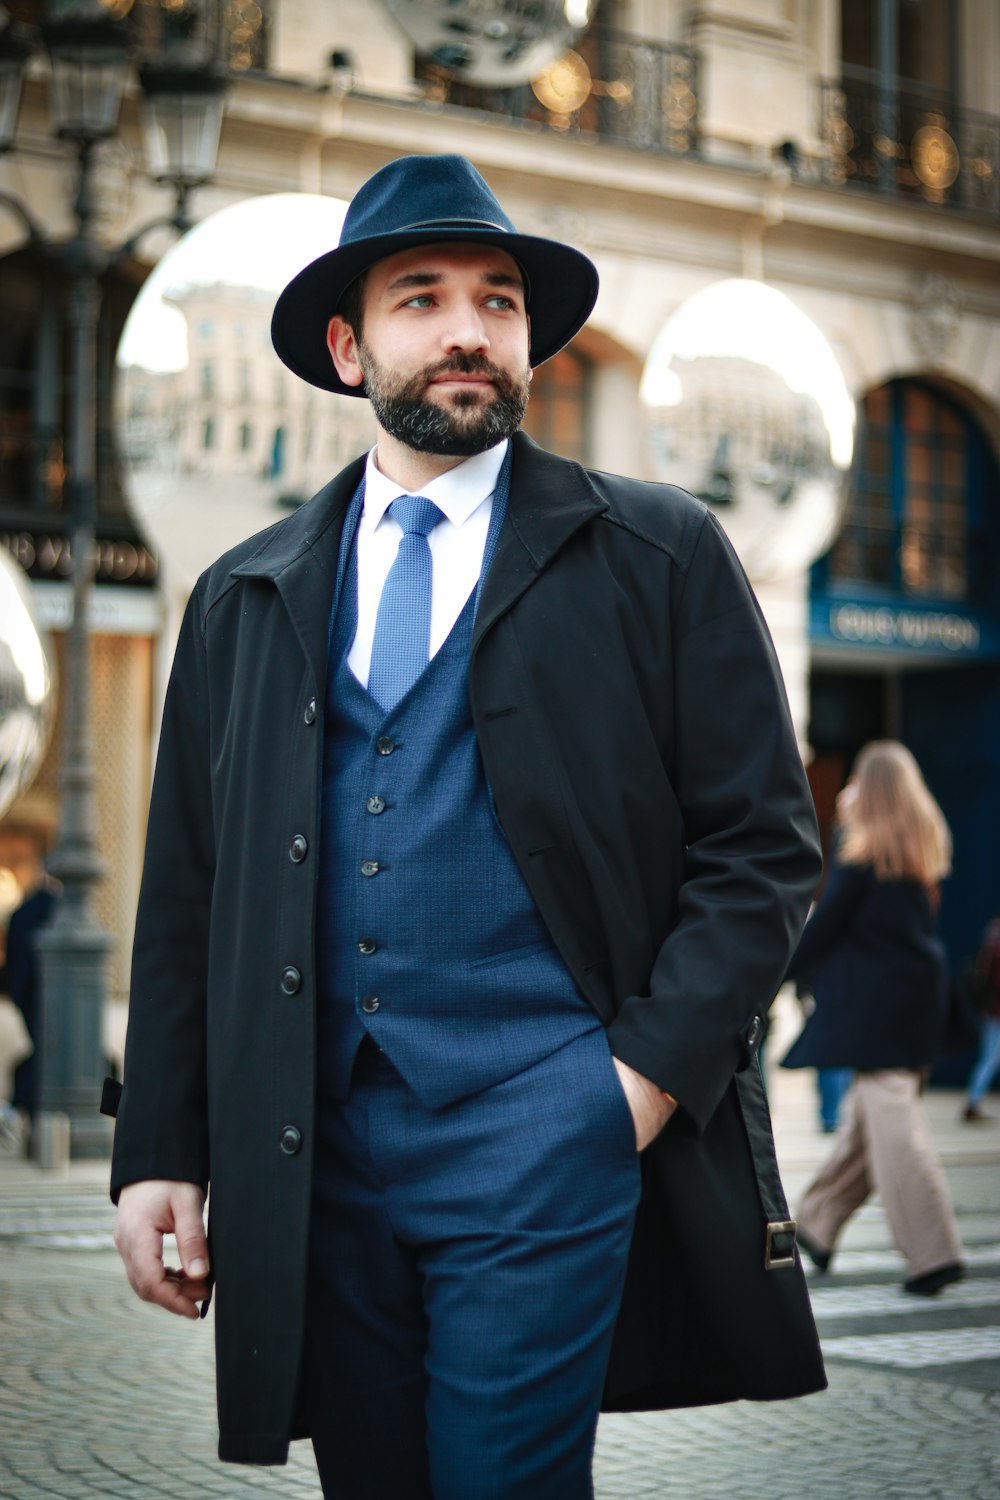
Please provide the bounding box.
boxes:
[441,302,489,355]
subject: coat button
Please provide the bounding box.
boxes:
[361,995,380,1014]
[304,698,317,725]
[746,1015,763,1049]
[289,834,308,863]
[281,966,302,995]
[279,1125,302,1155]
[358,937,377,955]
[375,736,396,756]
[366,795,386,815]
[360,859,380,878]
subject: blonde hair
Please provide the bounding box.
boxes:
[838,741,952,886]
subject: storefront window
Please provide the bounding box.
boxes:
[828,379,992,603]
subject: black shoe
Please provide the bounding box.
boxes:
[796,1227,832,1273]
[962,1102,996,1124]
[903,1263,966,1297]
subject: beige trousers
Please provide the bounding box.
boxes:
[797,1069,965,1279]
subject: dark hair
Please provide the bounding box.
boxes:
[336,271,368,338]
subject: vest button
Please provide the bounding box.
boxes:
[280,966,302,995]
[360,859,380,878]
[289,834,308,863]
[279,1125,302,1155]
[358,937,377,955]
[366,795,386,815]
[375,736,396,756]
[304,698,317,725]
[361,995,380,1014]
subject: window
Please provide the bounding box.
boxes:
[200,362,215,397]
[202,418,215,451]
[239,421,253,452]
[826,380,995,603]
[521,346,591,464]
[833,0,971,209]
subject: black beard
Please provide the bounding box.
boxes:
[357,346,529,456]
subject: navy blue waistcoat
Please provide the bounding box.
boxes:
[315,466,597,1109]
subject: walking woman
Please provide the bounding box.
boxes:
[783,741,966,1296]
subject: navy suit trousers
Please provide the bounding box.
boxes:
[300,1027,641,1500]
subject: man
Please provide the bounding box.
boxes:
[110,154,825,1499]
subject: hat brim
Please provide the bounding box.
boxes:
[270,226,599,397]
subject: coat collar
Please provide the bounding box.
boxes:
[229,454,366,690]
[472,431,608,648]
[225,432,607,679]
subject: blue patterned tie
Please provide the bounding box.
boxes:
[367,494,444,712]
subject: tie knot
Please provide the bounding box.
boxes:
[390,494,443,538]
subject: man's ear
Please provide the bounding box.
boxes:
[326,315,364,389]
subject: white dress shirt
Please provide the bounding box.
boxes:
[346,438,508,689]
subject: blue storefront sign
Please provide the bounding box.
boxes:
[811,594,1000,661]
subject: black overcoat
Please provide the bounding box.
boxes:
[111,433,826,1465]
[782,861,949,1071]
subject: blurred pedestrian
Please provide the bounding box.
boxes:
[782,740,966,1296]
[961,915,1000,1123]
[0,846,58,1148]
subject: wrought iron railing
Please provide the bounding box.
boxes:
[819,74,1000,220]
[415,28,698,158]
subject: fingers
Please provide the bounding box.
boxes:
[114,1179,209,1321]
[171,1184,211,1281]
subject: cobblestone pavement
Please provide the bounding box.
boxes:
[1,1074,997,1499]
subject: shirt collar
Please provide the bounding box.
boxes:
[363,438,509,530]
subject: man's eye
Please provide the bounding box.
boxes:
[485,295,516,310]
[403,294,435,309]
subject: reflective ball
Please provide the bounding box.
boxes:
[384,0,595,87]
[0,550,55,820]
[115,194,376,601]
[641,279,856,582]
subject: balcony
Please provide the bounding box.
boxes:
[414,27,698,158]
[819,74,1000,221]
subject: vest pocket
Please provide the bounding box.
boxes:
[468,938,555,971]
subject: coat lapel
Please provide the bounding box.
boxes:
[229,455,366,691]
[473,432,608,649]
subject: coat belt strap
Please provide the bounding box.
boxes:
[734,1064,797,1271]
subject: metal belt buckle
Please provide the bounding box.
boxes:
[764,1218,798,1271]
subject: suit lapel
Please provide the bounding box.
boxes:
[473,432,608,649]
[230,455,366,692]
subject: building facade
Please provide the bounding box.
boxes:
[1,0,998,1068]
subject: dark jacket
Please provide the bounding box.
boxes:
[782,859,949,1071]
[111,433,825,1465]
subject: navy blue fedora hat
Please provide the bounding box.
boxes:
[270,153,599,397]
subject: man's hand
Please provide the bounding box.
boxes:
[114,1180,210,1321]
[613,1058,677,1151]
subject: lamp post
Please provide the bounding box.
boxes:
[0,0,227,1161]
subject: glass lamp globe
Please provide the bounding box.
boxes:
[641,279,856,583]
[384,0,596,86]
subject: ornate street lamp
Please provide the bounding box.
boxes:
[0,0,228,1161]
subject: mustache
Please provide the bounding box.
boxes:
[422,353,509,383]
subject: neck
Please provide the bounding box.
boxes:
[373,428,476,491]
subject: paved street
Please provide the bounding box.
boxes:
[1,1068,997,1500]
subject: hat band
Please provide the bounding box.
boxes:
[395,217,512,234]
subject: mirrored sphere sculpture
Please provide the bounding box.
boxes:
[0,550,55,820]
[384,0,595,86]
[641,279,856,582]
[116,193,376,599]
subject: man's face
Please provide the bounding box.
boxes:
[327,242,532,456]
